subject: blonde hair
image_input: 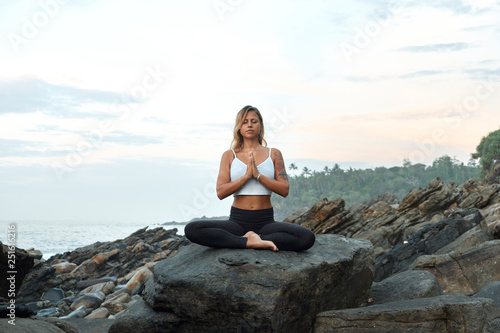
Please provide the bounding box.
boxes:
[230,105,267,150]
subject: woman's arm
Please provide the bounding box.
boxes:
[216,150,251,200]
[257,148,289,197]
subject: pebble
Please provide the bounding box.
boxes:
[76,277,118,289]
[37,307,61,317]
[42,288,65,303]
[103,301,128,315]
[80,281,115,295]
[103,292,131,305]
[56,297,75,315]
[122,270,137,283]
[61,305,87,319]
[145,261,158,269]
[153,251,168,261]
[52,262,77,274]
[85,307,110,319]
[25,300,51,313]
[125,267,153,295]
[70,291,105,310]
[26,248,43,259]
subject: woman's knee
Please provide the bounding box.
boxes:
[184,221,200,242]
[297,228,315,251]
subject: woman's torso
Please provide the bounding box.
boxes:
[230,147,274,210]
[232,195,272,210]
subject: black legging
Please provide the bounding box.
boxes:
[184,206,315,251]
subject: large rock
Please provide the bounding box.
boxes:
[374,208,483,281]
[435,219,493,255]
[110,234,374,333]
[397,177,445,213]
[314,295,500,332]
[284,197,346,231]
[369,270,442,305]
[410,240,500,294]
[460,179,500,209]
[0,241,35,299]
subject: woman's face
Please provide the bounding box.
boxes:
[240,111,261,138]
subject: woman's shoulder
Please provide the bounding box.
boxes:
[268,147,283,156]
[221,149,235,160]
[268,147,285,163]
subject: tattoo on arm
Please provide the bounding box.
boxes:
[274,150,289,181]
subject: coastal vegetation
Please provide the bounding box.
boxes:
[471,128,500,180]
[272,155,480,218]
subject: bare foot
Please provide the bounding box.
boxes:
[243,231,257,238]
[243,231,278,251]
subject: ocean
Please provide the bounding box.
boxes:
[0,220,185,259]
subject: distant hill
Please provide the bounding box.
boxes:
[162,215,229,225]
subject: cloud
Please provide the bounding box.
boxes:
[0,139,61,157]
[461,24,497,32]
[345,69,450,82]
[397,42,474,53]
[102,131,164,146]
[461,67,500,80]
[355,0,497,17]
[0,78,130,117]
[339,109,447,122]
[398,69,451,79]
[407,0,492,15]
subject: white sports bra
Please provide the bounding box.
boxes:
[230,148,275,196]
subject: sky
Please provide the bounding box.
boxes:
[0,0,499,223]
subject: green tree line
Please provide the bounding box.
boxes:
[272,155,481,219]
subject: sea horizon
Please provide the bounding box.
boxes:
[0,219,186,259]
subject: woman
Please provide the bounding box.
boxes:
[185,105,315,251]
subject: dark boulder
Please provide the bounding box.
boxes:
[111,234,375,333]
[0,242,35,299]
[411,240,500,295]
[369,270,442,305]
[374,208,483,281]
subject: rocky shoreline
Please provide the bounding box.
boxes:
[1,176,500,332]
[1,227,190,332]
